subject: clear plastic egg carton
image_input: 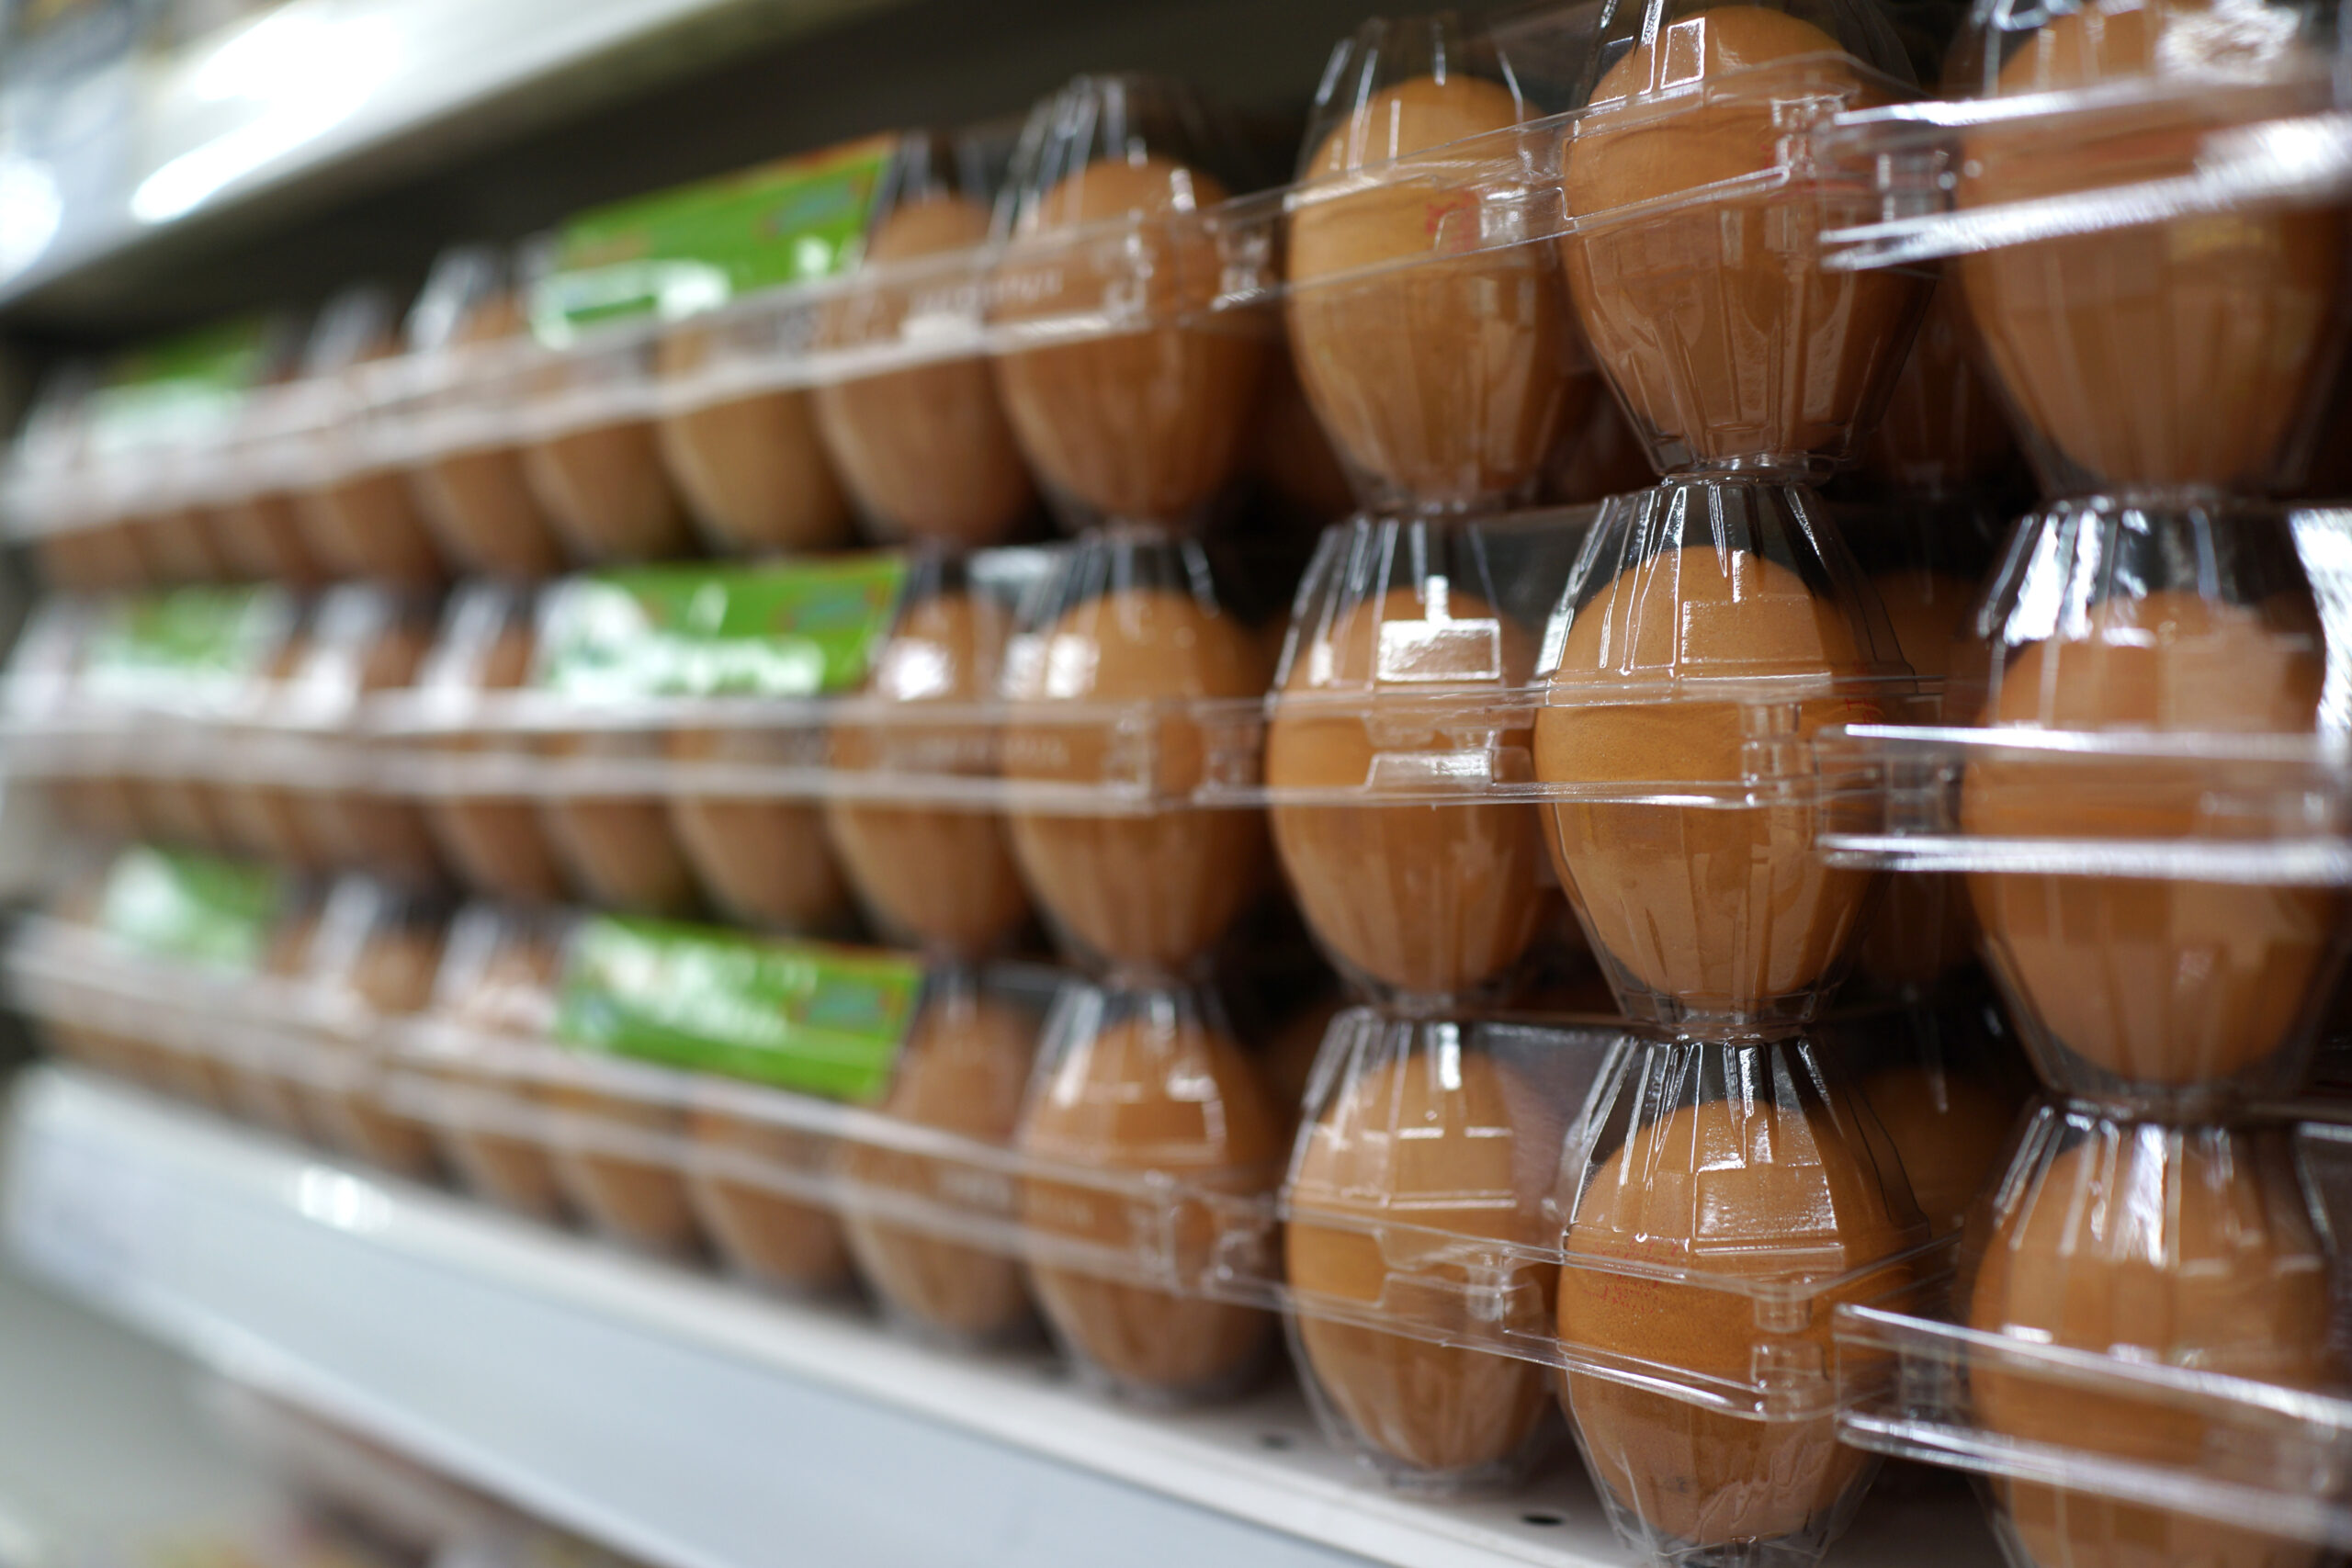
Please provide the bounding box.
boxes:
[1281,1014,1951,1407]
[1832,1106,2352,1567]
[1816,26,2351,276]
[380,907,1286,1325]
[7,849,449,1170]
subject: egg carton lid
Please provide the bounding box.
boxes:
[1820,62,2351,270]
[1837,1300,2352,1547]
[1814,720,2352,883]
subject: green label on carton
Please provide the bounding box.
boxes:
[535,555,908,700]
[81,587,291,703]
[85,318,271,455]
[530,134,897,344]
[95,847,285,973]
[553,917,921,1102]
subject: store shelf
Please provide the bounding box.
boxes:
[2,1067,2002,1568]
[0,0,903,314]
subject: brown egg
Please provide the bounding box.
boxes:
[212,636,323,868]
[824,591,1031,954]
[304,922,446,1180]
[1971,1126,2336,1568]
[1963,591,2344,1089]
[537,737,703,915]
[423,621,572,904]
[36,523,151,592]
[1858,1066,2016,1236]
[209,492,328,587]
[140,508,226,583]
[688,1100,854,1291]
[991,155,1269,524]
[834,990,1038,1341]
[1559,7,1922,468]
[1289,75,1581,507]
[298,618,447,885]
[424,931,571,1223]
[427,791,571,903]
[1004,586,1271,972]
[406,294,571,578]
[1287,1048,1555,1478]
[408,453,567,578]
[1018,1006,1282,1396]
[546,1073,704,1258]
[1959,6,2345,493]
[1861,282,2015,495]
[1857,565,1982,987]
[1269,584,1548,998]
[812,196,1037,546]
[1535,547,1886,1016]
[656,326,853,555]
[1558,1089,1922,1548]
[667,728,853,932]
[521,419,695,563]
[226,907,327,1138]
[295,470,447,585]
[134,775,230,852]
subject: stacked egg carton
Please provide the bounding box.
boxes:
[1806,0,2352,1565]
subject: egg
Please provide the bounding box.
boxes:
[521,419,695,564]
[1267,584,1548,998]
[991,155,1269,525]
[833,989,1039,1342]
[1971,1122,2336,1568]
[537,739,705,916]
[824,591,1032,955]
[213,634,325,868]
[1963,590,2344,1091]
[408,454,568,578]
[1286,1047,1555,1480]
[1535,544,1885,1017]
[812,196,1037,546]
[297,615,447,886]
[209,492,328,587]
[1558,1077,1924,1548]
[1004,584,1271,972]
[1288,74,1581,508]
[227,907,326,1138]
[1559,7,1922,468]
[1858,1065,2017,1236]
[666,737,854,932]
[295,469,447,585]
[139,508,226,583]
[427,793,572,903]
[1860,283,2016,495]
[1018,1005,1282,1397]
[688,1103,855,1291]
[545,1073,705,1258]
[424,929,571,1224]
[405,294,571,578]
[304,920,446,1180]
[1958,4,2345,494]
[656,326,853,555]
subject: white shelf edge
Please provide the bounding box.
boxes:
[0,1067,2001,1568]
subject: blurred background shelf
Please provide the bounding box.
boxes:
[1,1066,2003,1568]
[0,0,1387,340]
